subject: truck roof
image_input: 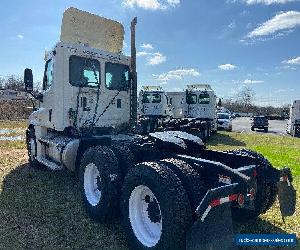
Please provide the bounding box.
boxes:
[48,41,130,65]
[187,84,212,91]
[142,86,164,91]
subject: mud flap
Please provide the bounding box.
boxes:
[186,203,237,250]
[277,169,296,217]
[186,183,239,250]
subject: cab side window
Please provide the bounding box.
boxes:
[105,62,130,91]
[43,59,53,91]
[69,55,100,87]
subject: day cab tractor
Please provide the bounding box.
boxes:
[138,84,217,142]
[138,86,172,133]
[24,7,296,250]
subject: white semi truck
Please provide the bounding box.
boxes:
[168,84,217,131]
[138,86,172,132]
[287,100,300,137]
[23,7,295,250]
[138,84,217,141]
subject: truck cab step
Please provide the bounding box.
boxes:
[37,156,63,170]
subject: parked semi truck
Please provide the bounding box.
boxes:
[24,7,296,250]
[138,86,172,132]
[287,100,300,137]
[138,84,217,141]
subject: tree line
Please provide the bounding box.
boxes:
[219,86,290,118]
[0,75,42,91]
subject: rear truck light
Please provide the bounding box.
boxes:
[253,169,257,177]
[247,188,256,201]
[237,193,245,207]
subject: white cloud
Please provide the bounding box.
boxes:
[17,34,24,40]
[247,11,300,38]
[218,64,237,70]
[123,0,180,10]
[137,51,150,57]
[141,43,154,50]
[282,56,300,65]
[147,52,166,65]
[244,0,299,4]
[167,0,180,6]
[243,79,264,84]
[137,44,166,65]
[153,68,200,83]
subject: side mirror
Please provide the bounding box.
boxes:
[24,68,33,92]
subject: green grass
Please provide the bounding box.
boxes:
[0,126,299,249]
[208,132,300,177]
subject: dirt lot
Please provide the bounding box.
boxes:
[232,117,288,136]
[0,121,299,249]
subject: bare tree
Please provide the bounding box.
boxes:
[2,75,24,91]
[236,86,255,108]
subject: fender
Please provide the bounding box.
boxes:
[74,136,112,172]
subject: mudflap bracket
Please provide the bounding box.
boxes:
[186,183,239,250]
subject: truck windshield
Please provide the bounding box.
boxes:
[105,62,130,91]
[142,93,161,103]
[198,93,210,104]
[186,93,197,104]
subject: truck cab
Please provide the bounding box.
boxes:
[138,86,172,118]
[24,7,134,170]
[184,84,217,131]
[30,42,131,132]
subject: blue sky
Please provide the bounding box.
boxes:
[0,0,299,106]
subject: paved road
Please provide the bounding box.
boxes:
[232,117,288,136]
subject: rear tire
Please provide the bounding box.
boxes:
[251,126,255,131]
[226,149,277,222]
[121,162,192,250]
[160,158,207,213]
[111,144,135,179]
[79,146,121,222]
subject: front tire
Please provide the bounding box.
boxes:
[26,126,41,169]
[79,146,121,222]
[121,162,192,250]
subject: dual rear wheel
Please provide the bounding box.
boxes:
[79,146,203,249]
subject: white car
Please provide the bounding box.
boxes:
[217,112,232,131]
